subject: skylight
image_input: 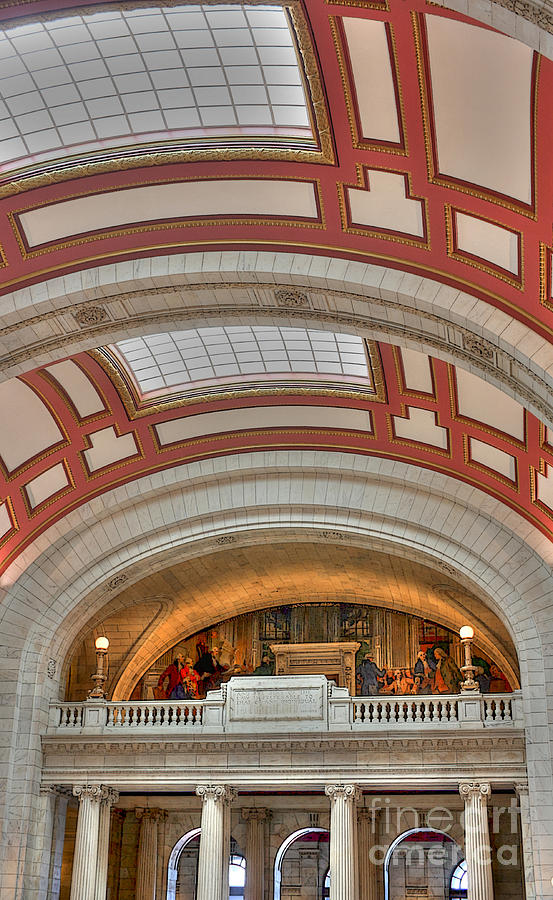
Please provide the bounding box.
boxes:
[112,326,372,396]
[0,4,313,172]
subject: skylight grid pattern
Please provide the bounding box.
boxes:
[0,4,311,166]
[115,327,370,393]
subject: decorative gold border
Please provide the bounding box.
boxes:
[88,339,387,419]
[447,365,528,451]
[329,16,407,156]
[78,424,144,479]
[150,420,377,454]
[444,204,523,290]
[38,359,111,426]
[391,345,437,401]
[385,403,451,457]
[539,241,553,312]
[462,434,518,491]
[10,175,325,259]
[21,458,76,518]
[412,10,539,220]
[0,376,71,482]
[0,495,18,549]
[0,0,334,198]
[338,163,430,248]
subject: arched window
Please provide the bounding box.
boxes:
[273,828,329,900]
[322,868,330,899]
[229,853,247,899]
[450,860,468,898]
[166,831,246,900]
[384,829,464,900]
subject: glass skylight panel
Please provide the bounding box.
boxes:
[113,326,371,395]
[0,4,313,172]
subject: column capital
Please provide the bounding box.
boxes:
[514,781,529,797]
[241,807,272,822]
[325,783,361,804]
[103,787,120,806]
[72,784,107,803]
[196,784,236,805]
[459,781,491,801]
[135,807,168,822]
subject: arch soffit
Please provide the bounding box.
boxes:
[3,452,550,704]
[1,253,552,426]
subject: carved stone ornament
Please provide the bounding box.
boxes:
[459,782,492,800]
[325,784,361,803]
[108,573,128,590]
[196,784,237,804]
[103,788,120,806]
[462,334,496,363]
[73,784,107,803]
[73,305,108,328]
[47,658,57,679]
[215,535,237,545]
[274,288,310,308]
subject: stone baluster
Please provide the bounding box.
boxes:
[459,782,495,900]
[325,784,361,900]
[70,785,107,900]
[358,808,380,900]
[136,808,167,900]
[196,785,236,900]
[515,782,536,900]
[94,789,119,900]
[242,808,271,900]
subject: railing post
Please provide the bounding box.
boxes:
[457,692,484,726]
[328,684,353,731]
[82,700,108,731]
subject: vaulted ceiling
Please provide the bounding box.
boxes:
[1,0,553,578]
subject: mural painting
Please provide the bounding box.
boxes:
[140,603,511,701]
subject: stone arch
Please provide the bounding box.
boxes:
[384,828,465,900]
[1,252,551,427]
[166,828,201,900]
[1,451,553,897]
[273,827,329,900]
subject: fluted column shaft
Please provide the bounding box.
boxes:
[515,783,536,900]
[242,808,271,900]
[325,784,360,900]
[70,786,106,900]
[94,789,119,900]
[357,809,379,900]
[459,782,494,900]
[196,785,236,900]
[136,809,167,900]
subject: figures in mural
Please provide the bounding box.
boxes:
[357,653,386,695]
[413,649,437,693]
[157,654,201,700]
[144,603,514,700]
[432,647,463,694]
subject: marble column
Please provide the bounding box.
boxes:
[136,808,167,900]
[70,785,107,900]
[94,789,119,900]
[325,784,361,900]
[357,808,380,900]
[242,808,271,900]
[106,809,126,900]
[196,785,236,900]
[459,782,495,900]
[515,782,536,900]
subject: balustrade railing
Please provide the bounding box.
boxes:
[48,679,522,736]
